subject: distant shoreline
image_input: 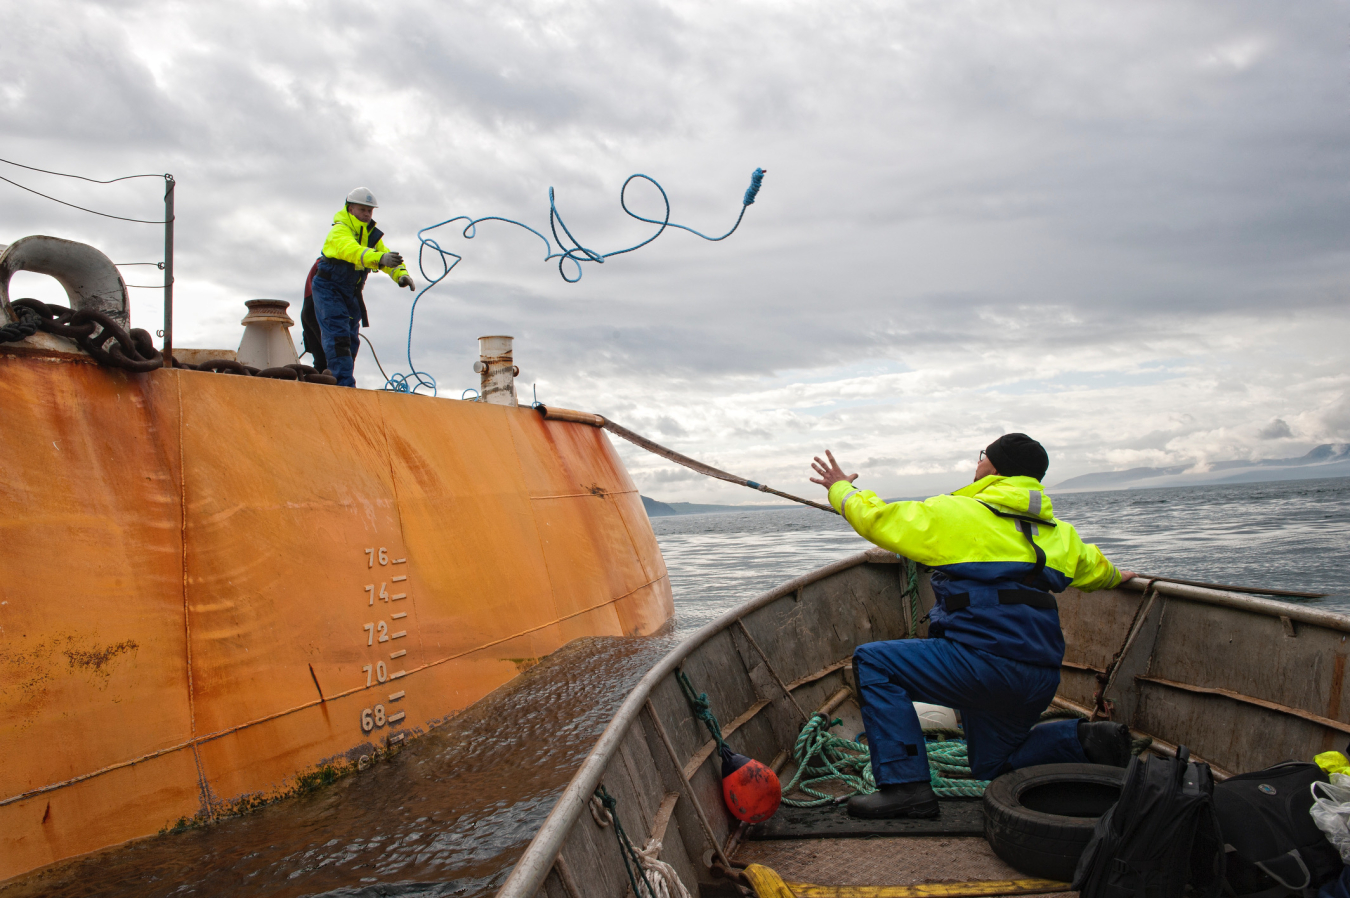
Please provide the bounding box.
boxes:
[644,468,1350,517]
[1052,443,1350,492]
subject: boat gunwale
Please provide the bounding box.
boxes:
[1122,575,1350,633]
[496,554,1350,898]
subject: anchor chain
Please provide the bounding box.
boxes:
[7,299,162,372]
[2,299,337,384]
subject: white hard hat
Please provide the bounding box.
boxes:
[345,187,378,208]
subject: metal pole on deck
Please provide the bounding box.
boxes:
[163,174,175,361]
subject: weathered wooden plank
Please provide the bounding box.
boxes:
[617,728,665,828]
[555,794,630,898]
[681,700,771,780]
[636,706,712,891]
[1057,585,1150,677]
[644,699,733,865]
[547,857,582,898]
[649,791,680,844]
[601,735,664,898]
[787,658,852,691]
[1150,597,1349,720]
[616,721,703,892]
[1138,675,1350,735]
[1128,596,1350,772]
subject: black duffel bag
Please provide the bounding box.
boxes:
[1214,761,1343,898]
[1073,747,1225,898]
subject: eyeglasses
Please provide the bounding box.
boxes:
[978,449,987,464]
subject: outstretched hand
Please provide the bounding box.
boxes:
[810,450,858,491]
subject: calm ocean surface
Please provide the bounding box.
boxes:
[13,477,1347,898]
[654,476,1350,636]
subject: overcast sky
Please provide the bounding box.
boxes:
[3,1,1348,502]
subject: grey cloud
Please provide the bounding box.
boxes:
[1258,418,1292,440]
[3,0,1347,502]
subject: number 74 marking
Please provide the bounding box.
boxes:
[364,583,389,606]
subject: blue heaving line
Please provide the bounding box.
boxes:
[384,169,767,396]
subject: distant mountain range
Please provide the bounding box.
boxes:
[1053,443,1350,492]
[640,496,789,517]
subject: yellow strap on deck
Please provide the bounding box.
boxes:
[742,864,1071,898]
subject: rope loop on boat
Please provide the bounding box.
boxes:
[635,834,694,898]
[675,669,727,754]
[592,784,659,898]
[780,713,991,806]
[781,712,877,807]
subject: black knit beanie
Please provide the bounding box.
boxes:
[985,433,1049,481]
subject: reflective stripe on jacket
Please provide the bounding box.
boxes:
[828,475,1122,667]
[316,208,409,293]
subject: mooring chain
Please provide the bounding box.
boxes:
[9,299,163,372]
[0,303,41,344]
[171,356,338,385]
[2,299,337,384]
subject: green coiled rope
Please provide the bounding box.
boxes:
[780,713,989,807]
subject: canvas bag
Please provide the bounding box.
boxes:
[1074,747,1225,898]
[1214,761,1344,898]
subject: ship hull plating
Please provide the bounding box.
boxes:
[0,355,673,881]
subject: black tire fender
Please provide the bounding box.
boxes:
[982,763,1126,882]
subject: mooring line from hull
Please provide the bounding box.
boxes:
[537,404,836,514]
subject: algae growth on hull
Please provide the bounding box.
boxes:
[0,636,672,898]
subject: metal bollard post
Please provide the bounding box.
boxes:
[473,335,518,406]
[236,299,300,369]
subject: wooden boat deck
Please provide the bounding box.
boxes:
[498,550,1350,898]
[734,836,1066,893]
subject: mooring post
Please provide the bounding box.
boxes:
[474,335,518,406]
[162,174,175,361]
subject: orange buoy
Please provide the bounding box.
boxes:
[721,747,782,823]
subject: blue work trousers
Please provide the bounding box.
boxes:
[854,637,1085,785]
[310,274,361,387]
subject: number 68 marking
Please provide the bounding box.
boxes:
[361,704,386,732]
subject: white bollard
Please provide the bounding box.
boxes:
[236,299,300,370]
[473,335,518,406]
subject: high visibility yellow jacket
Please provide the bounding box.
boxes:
[315,208,409,291]
[828,475,1123,666]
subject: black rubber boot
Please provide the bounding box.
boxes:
[847,782,940,819]
[1078,720,1131,767]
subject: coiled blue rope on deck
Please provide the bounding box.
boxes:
[385,168,766,396]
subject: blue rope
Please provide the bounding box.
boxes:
[384,168,766,396]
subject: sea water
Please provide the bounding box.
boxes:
[657,476,1350,635]
[9,478,1348,897]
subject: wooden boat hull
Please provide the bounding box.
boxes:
[496,551,1350,897]
[0,354,673,882]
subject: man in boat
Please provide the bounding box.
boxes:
[309,187,415,387]
[809,434,1137,819]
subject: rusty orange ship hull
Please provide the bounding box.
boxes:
[0,352,673,882]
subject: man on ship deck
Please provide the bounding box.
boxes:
[809,433,1137,819]
[310,187,415,387]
